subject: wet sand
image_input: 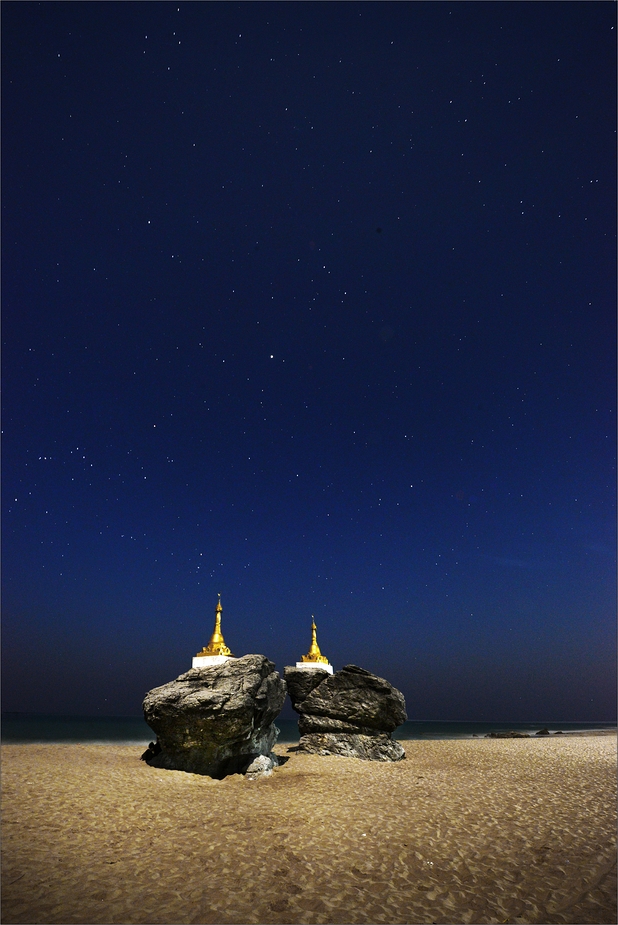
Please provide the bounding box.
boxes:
[2,734,616,925]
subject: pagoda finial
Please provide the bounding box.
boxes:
[195,594,233,658]
[300,616,330,665]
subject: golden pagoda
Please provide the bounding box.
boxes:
[192,594,234,668]
[297,617,333,673]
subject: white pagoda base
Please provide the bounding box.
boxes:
[295,661,333,674]
[192,655,234,669]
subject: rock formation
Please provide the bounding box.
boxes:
[485,731,531,738]
[142,654,287,778]
[284,663,407,761]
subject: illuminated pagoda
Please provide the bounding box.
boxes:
[192,594,235,668]
[296,617,333,673]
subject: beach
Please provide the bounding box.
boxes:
[2,735,615,925]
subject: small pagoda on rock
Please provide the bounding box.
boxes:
[193,594,235,668]
[296,617,333,674]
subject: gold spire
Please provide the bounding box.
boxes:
[195,594,233,658]
[300,617,330,665]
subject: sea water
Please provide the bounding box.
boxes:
[1,714,614,744]
[0,714,301,745]
[1,714,154,745]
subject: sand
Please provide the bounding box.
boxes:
[1,735,616,925]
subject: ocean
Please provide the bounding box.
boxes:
[1,714,615,744]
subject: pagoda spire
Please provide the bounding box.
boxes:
[298,617,333,672]
[194,594,233,660]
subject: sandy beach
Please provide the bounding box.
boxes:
[2,734,615,925]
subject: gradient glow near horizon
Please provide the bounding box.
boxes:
[2,2,615,721]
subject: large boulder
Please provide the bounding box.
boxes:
[284,664,407,761]
[142,654,287,778]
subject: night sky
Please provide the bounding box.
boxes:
[3,2,616,722]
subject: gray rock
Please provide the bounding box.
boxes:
[245,754,277,779]
[299,732,406,762]
[284,664,407,761]
[142,654,287,778]
[297,714,383,736]
[286,664,407,732]
[485,731,531,738]
[283,666,329,704]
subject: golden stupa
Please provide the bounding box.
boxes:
[298,617,333,672]
[195,594,233,659]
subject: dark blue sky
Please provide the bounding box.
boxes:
[3,2,616,721]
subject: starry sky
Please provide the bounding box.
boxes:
[3,2,616,722]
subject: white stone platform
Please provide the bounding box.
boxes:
[192,655,235,669]
[295,661,333,674]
